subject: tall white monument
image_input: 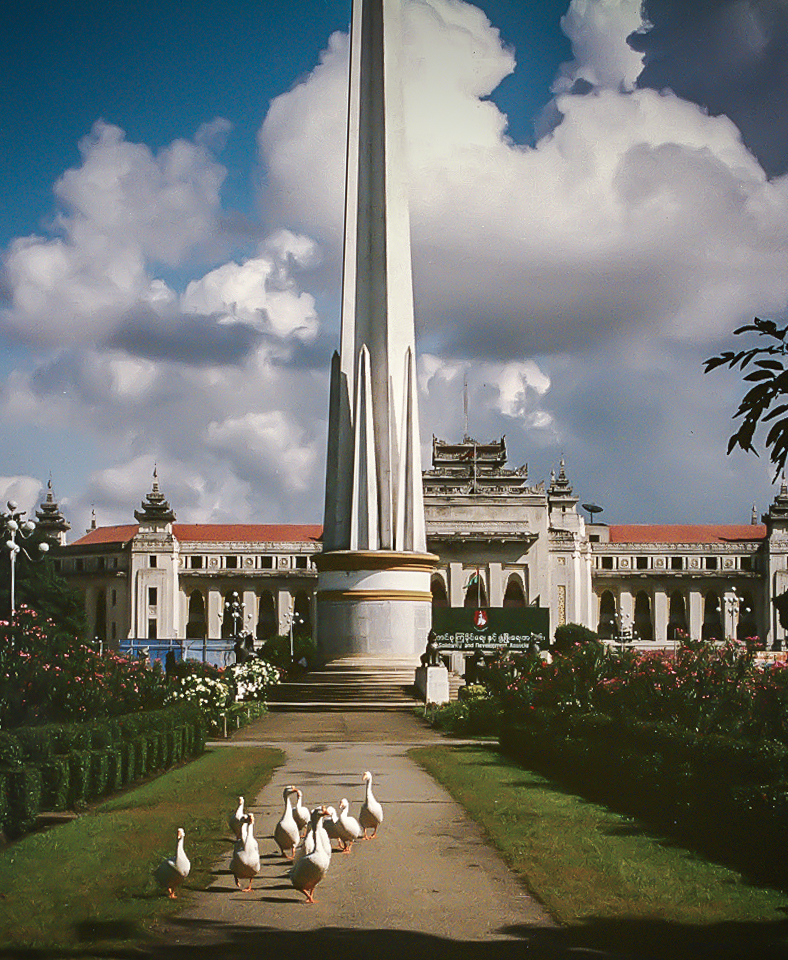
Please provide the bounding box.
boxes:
[316,0,437,659]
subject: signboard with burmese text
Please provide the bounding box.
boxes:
[431,607,550,651]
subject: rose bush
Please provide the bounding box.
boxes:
[0,606,169,727]
[476,639,788,745]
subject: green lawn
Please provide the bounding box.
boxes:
[411,743,788,958]
[0,745,283,950]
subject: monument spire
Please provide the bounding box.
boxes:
[323,0,425,554]
[317,0,437,660]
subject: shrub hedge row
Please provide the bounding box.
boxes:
[0,703,207,838]
[500,710,788,885]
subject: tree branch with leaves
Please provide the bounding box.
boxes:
[704,317,788,478]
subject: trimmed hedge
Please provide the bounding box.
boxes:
[0,703,207,838]
[500,711,788,885]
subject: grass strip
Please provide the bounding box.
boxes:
[0,745,283,950]
[411,743,788,958]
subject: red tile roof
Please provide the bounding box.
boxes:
[70,523,323,547]
[607,524,767,544]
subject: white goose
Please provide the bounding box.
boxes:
[229,795,245,839]
[293,788,310,837]
[231,813,261,892]
[359,770,383,839]
[336,797,361,854]
[299,806,333,858]
[273,785,300,859]
[154,827,190,898]
[289,806,331,904]
[322,805,343,851]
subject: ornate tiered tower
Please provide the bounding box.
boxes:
[130,470,179,640]
[35,480,71,545]
[316,0,437,659]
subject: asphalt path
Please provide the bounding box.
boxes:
[152,711,564,958]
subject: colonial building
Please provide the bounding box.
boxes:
[49,476,320,651]
[41,439,788,651]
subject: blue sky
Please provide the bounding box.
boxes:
[2,0,788,534]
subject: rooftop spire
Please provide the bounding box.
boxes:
[35,478,71,545]
[134,471,175,525]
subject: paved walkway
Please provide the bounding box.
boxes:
[155,711,562,958]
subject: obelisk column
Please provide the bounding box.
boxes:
[317,0,437,660]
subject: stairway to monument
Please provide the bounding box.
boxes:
[266,656,462,712]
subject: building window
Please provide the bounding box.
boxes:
[76,559,84,572]
[671,557,682,570]
[111,589,117,606]
[111,557,118,569]
[148,587,158,606]
[98,557,106,571]
[260,556,274,569]
[111,622,117,641]
[226,556,238,569]
[601,556,614,570]
[589,534,600,543]
[706,557,718,570]
[149,555,158,568]
[741,556,752,571]
[148,618,157,640]
[190,556,203,569]
[295,556,308,569]
[636,557,648,570]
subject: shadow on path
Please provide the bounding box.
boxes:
[3,916,788,960]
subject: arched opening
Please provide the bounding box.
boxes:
[94,591,107,645]
[256,591,277,640]
[221,592,243,639]
[737,591,758,641]
[597,591,617,639]
[464,571,487,608]
[431,576,448,608]
[186,591,206,640]
[668,591,688,640]
[634,591,654,641]
[702,592,723,641]
[503,577,526,608]
[293,590,312,637]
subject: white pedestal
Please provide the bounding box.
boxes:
[415,665,450,705]
[316,550,437,659]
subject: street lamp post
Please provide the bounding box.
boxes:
[616,611,633,645]
[2,500,49,617]
[224,592,244,643]
[725,588,741,642]
[286,607,304,664]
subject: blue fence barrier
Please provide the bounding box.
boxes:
[119,638,236,668]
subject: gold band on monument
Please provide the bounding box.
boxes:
[317,589,433,602]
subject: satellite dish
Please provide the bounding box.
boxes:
[582,503,603,523]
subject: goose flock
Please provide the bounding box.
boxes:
[154,770,383,905]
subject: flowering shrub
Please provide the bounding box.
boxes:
[0,606,168,727]
[165,667,234,729]
[477,638,788,746]
[228,658,280,700]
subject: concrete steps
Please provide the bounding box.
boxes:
[267,656,425,712]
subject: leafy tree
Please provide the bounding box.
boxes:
[704,317,788,477]
[0,513,87,645]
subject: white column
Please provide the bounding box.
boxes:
[242,590,257,637]
[653,589,669,644]
[206,590,223,640]
[277,588,292,636]
[449,562,464,607]
[688,590,703,642]
[489,563,503,607]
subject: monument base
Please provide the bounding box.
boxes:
[414,665,450,705]
[315,550,438,660]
